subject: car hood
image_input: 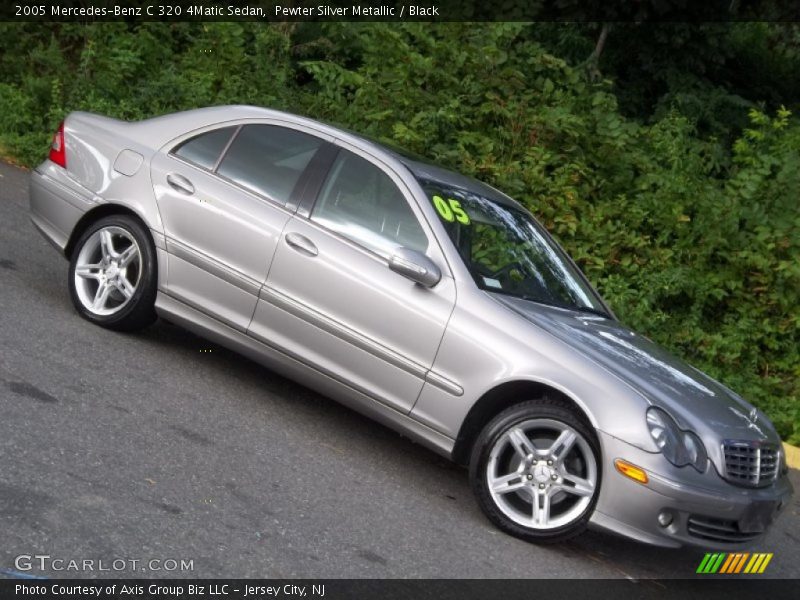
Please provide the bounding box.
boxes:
[492,294,781,452]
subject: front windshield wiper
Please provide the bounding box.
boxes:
[570,305,613,319]
[510,293,612,320]
[483,288,613,320]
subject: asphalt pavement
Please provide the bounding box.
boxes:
[1,159,799,581]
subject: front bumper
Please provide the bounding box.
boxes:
[590,430,793,548]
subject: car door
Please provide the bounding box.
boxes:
[248,145,457,413]
[150,123,328,331]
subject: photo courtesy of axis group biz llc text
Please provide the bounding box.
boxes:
[1,1,799,599]
[14,583,325,596]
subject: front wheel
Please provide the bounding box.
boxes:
[469,399,601,543]
[68,215,157,332]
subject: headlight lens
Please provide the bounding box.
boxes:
[646,407,708,472]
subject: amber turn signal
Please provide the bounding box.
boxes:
[614,459,649,484]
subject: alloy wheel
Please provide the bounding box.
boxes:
[486,418,598,530]
[73,226,142,316]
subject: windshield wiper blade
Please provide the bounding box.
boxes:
[487,290,613,319]
[517,295,611,319]
[571,305,612,319]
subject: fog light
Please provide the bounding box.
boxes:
[657,511,673,527]
[614,459,648,484]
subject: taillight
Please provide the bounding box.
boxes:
[49,121,66,168]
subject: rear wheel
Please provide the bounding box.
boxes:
[469,399,601,543]
[68,215,157,331]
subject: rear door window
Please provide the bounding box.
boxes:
[216,125,324,205]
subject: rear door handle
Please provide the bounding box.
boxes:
[166,173,195,195]
[284,232,318,257]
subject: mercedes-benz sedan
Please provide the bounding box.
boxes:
[29,106,792,547]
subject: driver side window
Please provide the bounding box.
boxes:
[311,150,428,258]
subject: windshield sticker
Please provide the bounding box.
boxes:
[483,277,502,289]
[432,195,471,225]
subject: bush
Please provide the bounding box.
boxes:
[1,22,797,442]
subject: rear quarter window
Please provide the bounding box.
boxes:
[172,126,237,170]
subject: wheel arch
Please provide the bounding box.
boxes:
[451,379,599,465]
[64,203,153,259]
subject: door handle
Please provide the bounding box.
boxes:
[284,232,318,257]
[166,173,195,195]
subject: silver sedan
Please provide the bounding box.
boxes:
[29,105,792,547]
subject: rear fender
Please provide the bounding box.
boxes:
[48,112,165,236]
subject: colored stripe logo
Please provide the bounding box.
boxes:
[697,553,773,574]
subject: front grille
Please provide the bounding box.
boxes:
[722,440,780,487]
[687,515,763,543]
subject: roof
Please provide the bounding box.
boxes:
[132,105,523,209]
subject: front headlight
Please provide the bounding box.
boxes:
[646,407,708,472]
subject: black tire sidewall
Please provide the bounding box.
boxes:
[68,215,157,331]
[469,399,602,543]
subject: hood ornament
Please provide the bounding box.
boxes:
[728,406,766,437]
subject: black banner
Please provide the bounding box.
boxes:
[3,0,800,23]
[2,579,799,600]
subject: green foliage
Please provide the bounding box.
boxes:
[0,22,798,442]
[0,22,299,163]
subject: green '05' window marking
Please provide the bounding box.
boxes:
[432,195,470,225]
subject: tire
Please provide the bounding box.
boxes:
[469,398,601,543]
[68,214,157,332]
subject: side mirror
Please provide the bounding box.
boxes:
[389,247,442,288]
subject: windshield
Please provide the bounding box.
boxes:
[419,179,609,316]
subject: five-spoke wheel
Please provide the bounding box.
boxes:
[470,399,601,542]
[68,215,157,331]
[73,226,141,316]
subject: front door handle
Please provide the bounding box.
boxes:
[284,232,318,257]
[166,173,195,195]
